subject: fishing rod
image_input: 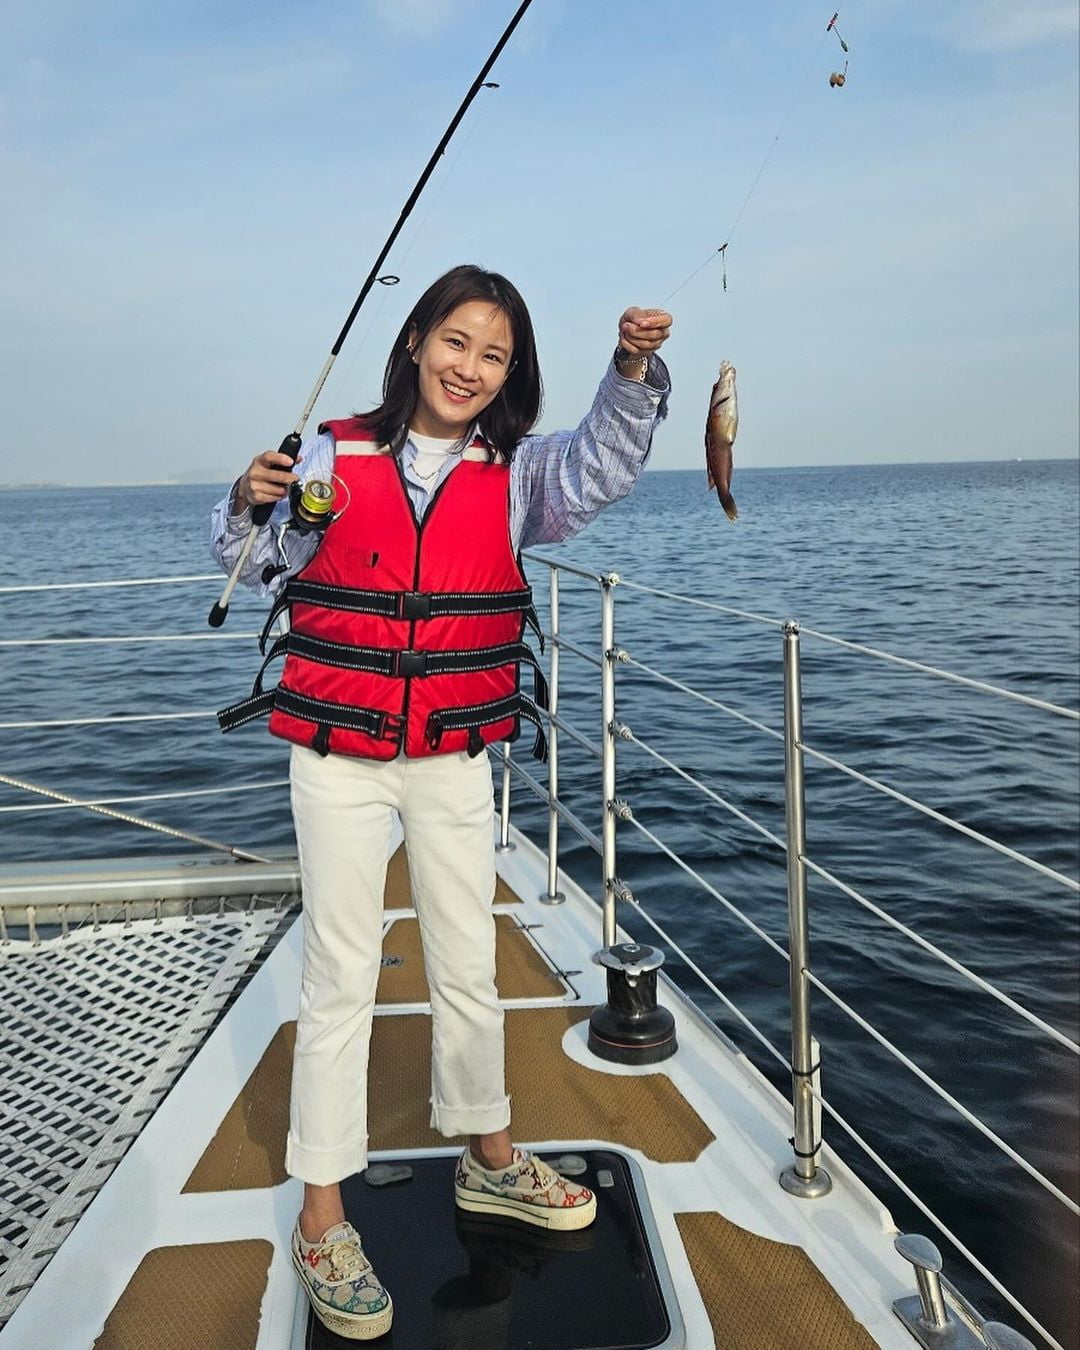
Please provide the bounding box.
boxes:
[208,0,536,627]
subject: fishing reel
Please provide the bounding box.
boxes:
[288,478,338,535]
[260,478,340,586]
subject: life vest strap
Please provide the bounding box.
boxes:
[285,578,534,620]
[425,691,548,763]
[258,582,537,656]
[274,688,404,741]
[217,686,403,745]
[283,632,544,681]
[217,689,277,732]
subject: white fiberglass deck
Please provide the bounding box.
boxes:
[0,827,918,1350]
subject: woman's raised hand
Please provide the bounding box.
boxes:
[617,307,673,356]
[234,450,299,513]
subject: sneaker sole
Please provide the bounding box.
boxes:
[454,1184,597,1231]
[291,1251,394,1341]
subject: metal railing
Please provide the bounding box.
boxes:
[2,565,1078,1348]
[513,553,1077,1350]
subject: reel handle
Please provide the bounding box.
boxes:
[251,431,303,527]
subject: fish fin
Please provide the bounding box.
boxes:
[720,494,739,522]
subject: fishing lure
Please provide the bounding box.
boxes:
[827,12,850,87]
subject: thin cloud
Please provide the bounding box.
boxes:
[374,0,458,37]
[937,0,1078,51]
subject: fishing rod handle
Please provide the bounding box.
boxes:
[251,431,303,527]
[208,529,257,627]
[207,431,302,627]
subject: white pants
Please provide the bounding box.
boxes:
[285,743,511,1186]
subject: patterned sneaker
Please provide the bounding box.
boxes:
[454,1148,597,1231]
[290,1219,393,1341]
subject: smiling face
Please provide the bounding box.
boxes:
[408,300,514,439]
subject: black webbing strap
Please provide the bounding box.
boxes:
[787,1060,823,1160]
[273,689,402,740]
[222,631,547,749]
[217,689,276,732]
[259,591,291,654]
[518,691,548,762]
[260,584,539,657]
[524,604,545,653]
[217,686,402,744]
[425,691,548,762]
[284,632,544,680]
[787,1139,823,1160]
[250,635,289,694]
[283,578,534,621]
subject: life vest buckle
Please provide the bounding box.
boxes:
[397,591,431,620]
[380,711,406,742]
[393,649,428,678]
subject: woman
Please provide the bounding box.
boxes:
[211,264,672,1340]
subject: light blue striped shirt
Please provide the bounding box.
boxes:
[210,355,669,594]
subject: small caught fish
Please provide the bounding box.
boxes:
[705,360,739,521]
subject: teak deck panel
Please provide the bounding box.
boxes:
[93,1240,272,1350]
[184,1006,713,1193]
[384,841,520,910]
[377,913,565,1004]
[676,1211,879,1349]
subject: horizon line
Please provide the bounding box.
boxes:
[1,454,1077,492]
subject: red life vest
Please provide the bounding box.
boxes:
[218,421,546,761]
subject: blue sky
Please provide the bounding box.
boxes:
[1,0,1077,484]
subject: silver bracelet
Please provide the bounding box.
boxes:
[614,346,648,380]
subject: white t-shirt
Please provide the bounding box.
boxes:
[408,430,462,484]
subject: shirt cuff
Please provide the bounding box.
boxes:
[226,480,253,533]
[606,353,671,418]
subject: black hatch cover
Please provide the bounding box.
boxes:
[305,1148,672,1350]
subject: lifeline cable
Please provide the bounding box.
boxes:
[0,771,273,863]
[208,0,536,628]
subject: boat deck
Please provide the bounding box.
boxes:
[0,832,917,1349]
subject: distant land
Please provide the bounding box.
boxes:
[1,470,234,490]
[0,457,1076,491]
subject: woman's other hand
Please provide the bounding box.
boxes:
[233,451,299,513]
[616,307,673,356]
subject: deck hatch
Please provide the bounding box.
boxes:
[304,1150,673,1349]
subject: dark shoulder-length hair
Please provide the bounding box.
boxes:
[360,264,543,459]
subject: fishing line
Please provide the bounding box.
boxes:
[663,15,836,304]
[208,0,536,627]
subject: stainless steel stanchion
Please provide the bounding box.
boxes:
[542,567,565,903]
[588,574,675,1065]
[599,574,619,947]
[779,619,832,1198]
[495,740,514,854]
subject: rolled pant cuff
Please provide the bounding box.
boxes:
[430,1096,512,1138]
[286,1133,368,1186]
